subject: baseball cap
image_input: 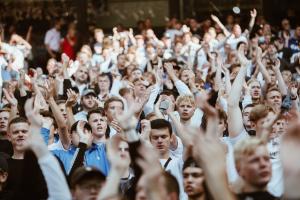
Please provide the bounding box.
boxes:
[70,166,106,188]
[82,89,96,97]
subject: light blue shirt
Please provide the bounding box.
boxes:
[51,143,110,176]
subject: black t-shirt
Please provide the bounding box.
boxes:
[237,191,279,200]
[0,139,13,156]
[5,151,48,200]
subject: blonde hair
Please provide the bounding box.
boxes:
[234,137,266,165]
[176,95,195,107]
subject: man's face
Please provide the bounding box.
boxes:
[282,70,292,84]
[177,100,195,121]
[9,122,29,151]
[73,178,104,200]
[98,76,110,91]
[58,103,67,121]
[266,91,282,111]
[118,141,131,165]
[117,55,126,68]
[130,70,142,81]
[271,119,286,137]
[267,69,276,83]
[237,145,272,188]
[150,128,171,156]
[106,101,124,122]
[88,113,107,138]
[183,166,205,198]
[249,81,261,100]
[242,106,253,129]
[134,80,147,98]
[0,111,9,133]
[180,70,190,84]
[135,175,147,200]
[233,24,242,37]
[282,19,290,31]
[75,67,89,84]
[46,59,57,75]
[82,95,96,110]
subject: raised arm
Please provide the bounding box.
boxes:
[247,9,257,37]
[211,14,231,37]
[65,89,77,130]
[273,59,288,96]
[227,50,249,138]
[23,97,71,200]
[256,47,272,84]
[45,80,71,149]
[192,103,236,200]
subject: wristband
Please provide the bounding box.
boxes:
[291,95,298,100]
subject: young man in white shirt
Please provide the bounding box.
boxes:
[44,18,62,60]
[149,119,187,200]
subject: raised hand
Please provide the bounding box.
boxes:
[250,9,257,18]
[76,120,93,145]
[211,14,220,22]
[65,89,78,107]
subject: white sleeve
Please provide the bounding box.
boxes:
[44,31,51,45]
[110,79,123,97]
[174,80,192,96]
[169,136,184,159]
[143,84,160,115]
[242,94,252,109]
[228,129,249,146]
[38,154,72,200]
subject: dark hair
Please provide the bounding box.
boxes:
[183,157,213,200]
[150,119,172,136]
[87,108,110,139]
[163,172,180,198]
[183,157,201,170]
[104,97,124,111]
[95,73,113,92]
[70,121,92,134]
[8,117,28,128]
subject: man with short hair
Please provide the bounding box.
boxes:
[44,18,62,60]
[87,108,110,144]
[183,157,211,200]
[104,97,124,137]
[149,119,187,200]
[5,117,48,200]
[234,138,278,200]
[70,166,106,200]
[74,89,97,121]
[265,88,282,113]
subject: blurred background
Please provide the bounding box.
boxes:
[1,0,299,67]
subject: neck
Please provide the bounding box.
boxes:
[242,183,267,193]
[12,150,24,159]
[189,194,206,200]
[121,168,130,179]
[0,132,8,140]
[160,151,170,159]
[180,118,191,126]
[93,134,106,144]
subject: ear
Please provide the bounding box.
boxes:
[0,172,8,183]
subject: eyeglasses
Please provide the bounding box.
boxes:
[79,182,102,191]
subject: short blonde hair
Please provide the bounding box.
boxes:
[234,137,266,165]
[176,95,195,107]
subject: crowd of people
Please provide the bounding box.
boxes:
[0,6,300,200]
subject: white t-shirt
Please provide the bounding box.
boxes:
[160,156,187,200]
[44,28,61,52]
[228,130,284,197]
